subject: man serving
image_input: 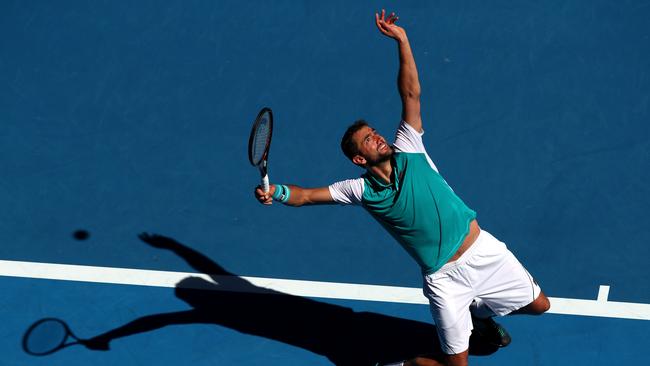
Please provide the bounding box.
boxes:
[255,10,550,366]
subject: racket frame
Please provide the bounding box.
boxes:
[248,107,273,192]
[22,318,80,356]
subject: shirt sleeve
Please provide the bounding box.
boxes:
[392,120,439,173]
[328,178,364,205]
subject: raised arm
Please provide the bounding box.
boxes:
[375,10,422,133]
[255,184,335,207]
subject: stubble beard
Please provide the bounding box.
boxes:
[370,146,394,165]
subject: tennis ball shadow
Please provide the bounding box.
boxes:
[73,230,90,241]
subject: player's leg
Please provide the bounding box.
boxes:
[470,311,511,347]
[470,231,544,314]
[399,347,469,365]
[400,355,446,366]
[461,229,548,348]
[443,350,469,366]
[469,297,511,347]
[382,354,449,366]
[423,268,475,366]
[508,290,550,315]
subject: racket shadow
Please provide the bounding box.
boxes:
[77,234,499,365]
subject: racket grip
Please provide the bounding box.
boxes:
[261,174,270,193]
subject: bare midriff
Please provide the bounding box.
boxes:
[446,219,480,264]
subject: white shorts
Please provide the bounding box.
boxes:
[423,229,542,355]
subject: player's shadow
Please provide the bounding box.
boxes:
[81,234,498,365]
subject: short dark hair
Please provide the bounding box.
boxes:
[340,119,369,161]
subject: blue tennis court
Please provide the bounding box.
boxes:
[2,1,649,365]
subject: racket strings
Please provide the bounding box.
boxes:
[24,319,69,355]
[251,119,271,163]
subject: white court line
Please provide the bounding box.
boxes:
[1,260,649,321]
[597,285,610,302]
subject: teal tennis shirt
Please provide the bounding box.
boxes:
[329,121,477,275]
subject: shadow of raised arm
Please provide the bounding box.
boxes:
[137,232,274,295]
[138,232,230,276]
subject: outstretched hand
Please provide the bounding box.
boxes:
[375,9,407,42]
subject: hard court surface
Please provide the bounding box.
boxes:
[1,1,649,365]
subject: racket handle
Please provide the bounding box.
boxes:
[261,174,270,193]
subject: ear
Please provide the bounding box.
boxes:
[352,155,366,167]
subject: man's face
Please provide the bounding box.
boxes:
[351,125,393,167]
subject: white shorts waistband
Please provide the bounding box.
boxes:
[430,229,492,276]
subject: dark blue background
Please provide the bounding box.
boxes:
[2,1,649,364]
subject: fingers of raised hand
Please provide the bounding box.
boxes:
[375,16,390,35]
[379,9,386,21]
[386,12,398,24]
[376,9,398,23]
[375,9,399,36]
[375,11,383,28]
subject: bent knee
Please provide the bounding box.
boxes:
[443,350,469,366]
[531,293,551,315]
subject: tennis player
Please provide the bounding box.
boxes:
[255,10,550,366]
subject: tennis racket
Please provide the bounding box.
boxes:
[248,107,274,192]
[22,318,82,356]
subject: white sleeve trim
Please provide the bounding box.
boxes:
[328,178,364,205]
[392,120,439,172]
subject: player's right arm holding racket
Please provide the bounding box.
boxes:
[254,10,415,208]
[255,185,334,206]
